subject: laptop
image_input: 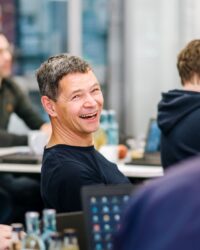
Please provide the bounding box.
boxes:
[0,152,42,164]
[56,211,87,250]
[81,184,135,250]
[126,118,161,166]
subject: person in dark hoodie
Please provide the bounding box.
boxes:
[157,39,200,169]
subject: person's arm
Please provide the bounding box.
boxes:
[12,81,45,130]
[0,224,12,250]
[0,129,27,147]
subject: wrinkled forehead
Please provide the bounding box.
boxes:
[58,70,99,93]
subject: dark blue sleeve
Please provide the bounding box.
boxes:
[102,163,130,184]
[95,150,130,184]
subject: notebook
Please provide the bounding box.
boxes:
[81,184,134,250]
[126,118,161,166]
[56,211,87,250]
[0,152,42,164]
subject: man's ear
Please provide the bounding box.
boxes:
[41,96,57,117]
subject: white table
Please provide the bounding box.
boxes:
[118,163,163,178]
[0,147,164,178]
[0,162,163,178]
[0,162,41,173]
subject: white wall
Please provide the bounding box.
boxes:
[123,0,200,138]
[13,0,200,139]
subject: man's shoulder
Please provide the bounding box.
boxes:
[41,156,84,185]
[42,145,88,170]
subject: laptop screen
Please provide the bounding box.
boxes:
[81,184,134,250]
[145,118,161,153]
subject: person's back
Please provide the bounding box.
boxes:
[157,39,200,168]
[158,89,200,168]
[114,155,200,250]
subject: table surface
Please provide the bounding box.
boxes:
[0,146,164,178]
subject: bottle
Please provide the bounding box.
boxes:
[62,228,80,250]
[22,211,45,250]
[100,109,109,137]
[11,223,24,250]
[94,110,108,150]
[48,232,63,250]
[41,209,57,250]
[107,110,119,145]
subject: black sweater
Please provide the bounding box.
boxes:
[41,144,130,213]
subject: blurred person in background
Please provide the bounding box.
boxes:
[36,54,130,213]
[157,39,200,168]
[0,32,51,223]
[0,32,51,146]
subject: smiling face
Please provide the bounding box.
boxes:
[0,34,12,79]
[50,70,104,144]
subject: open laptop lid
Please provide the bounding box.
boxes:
[81,184,135,250]
[0,152,42,164]
[145,118,161,153]
[56,211,87,250]
[0,146,42,164]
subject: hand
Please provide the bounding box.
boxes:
[0,225,12,250]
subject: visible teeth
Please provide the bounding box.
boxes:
[80,112,96,118]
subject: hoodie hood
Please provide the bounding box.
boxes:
[157,89,200,134]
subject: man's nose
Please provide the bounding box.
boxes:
[84,94,96,106]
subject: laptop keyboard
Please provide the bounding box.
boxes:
[125,152,161,166]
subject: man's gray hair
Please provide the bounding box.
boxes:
[36,53,91,101]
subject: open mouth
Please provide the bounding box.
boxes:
[80,112,98,119]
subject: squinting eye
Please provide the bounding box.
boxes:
[92,88,100,93]
[72,95,80,100]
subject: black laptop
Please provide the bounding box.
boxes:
[56,211,87,250]
[126,118,161,166]
[81,184,135,250]
[0,151,42,164]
